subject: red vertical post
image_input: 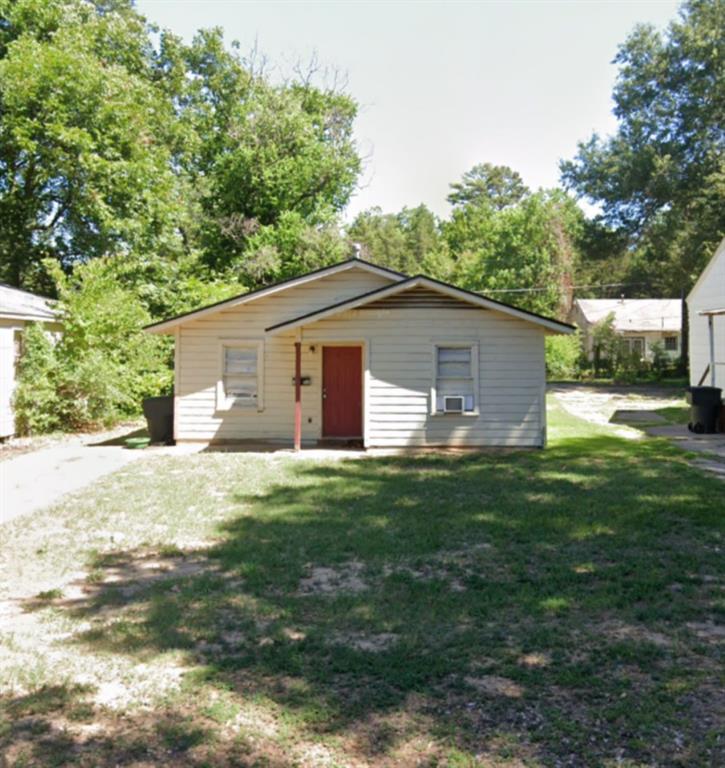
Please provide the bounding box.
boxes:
[294,341,302,451]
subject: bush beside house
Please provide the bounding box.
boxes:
[545,332,583,379]
[13,261,173,434]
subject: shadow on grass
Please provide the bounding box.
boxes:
[86,427,149,448]
[0,682,289,767]
[8,432,725,766]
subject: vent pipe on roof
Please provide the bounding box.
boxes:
[352,242,361,259]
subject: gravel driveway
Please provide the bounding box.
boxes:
[549,383,685,438]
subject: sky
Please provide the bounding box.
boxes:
[136,0,681,220]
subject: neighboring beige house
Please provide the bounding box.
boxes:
[0,284,60,438]
[146,258,574,449]
[571,298,682,361]
[688,237,725,387]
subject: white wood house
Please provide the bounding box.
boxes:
[0,284,60,438]
[688,237,725,387]
[571,298,682,361]
[145,259,574,449]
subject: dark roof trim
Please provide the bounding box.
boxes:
[413,274,577,331]
[143,258,407,333]
[266,274,576,334]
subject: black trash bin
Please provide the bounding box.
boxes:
[142,395,174,444]
[686,386,722,434]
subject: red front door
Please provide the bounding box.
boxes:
[322,346,363,438]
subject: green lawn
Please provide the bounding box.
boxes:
[1,402,723,767]
[653,403,691,426]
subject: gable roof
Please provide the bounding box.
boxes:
[144,258,405,334]
[688,236,725,302]
[0,283,58,322]
[574,298,681,332]
[266,275,575,335]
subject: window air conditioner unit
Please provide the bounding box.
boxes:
[443,395,465,413]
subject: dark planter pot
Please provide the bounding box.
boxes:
[142,395,174,444]
[686,386,722,434]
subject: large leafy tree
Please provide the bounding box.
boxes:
[0,3,363,292]
[241,210,350,285]
[561,0,725,293]
[156,27,361,279]
[347,204,446,274]
[444,189,582,318]
[0,0,184,290]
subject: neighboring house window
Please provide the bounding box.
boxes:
[664,335,678,352]
[622,337,645,357]
[217,341,264,411]
[432,343,478,414]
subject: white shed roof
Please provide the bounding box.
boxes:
[575,298,681,332]
[0,283,58,322]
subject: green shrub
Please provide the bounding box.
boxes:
[545,330,583,379]
[612,351,649,384]
[590,313,619,374]
[13,259,173,434]
[648,341,680,380]
[13,323,63,435]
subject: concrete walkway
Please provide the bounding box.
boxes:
[1,435,152,526]
[645,424,725,480]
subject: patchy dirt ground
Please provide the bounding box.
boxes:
[549,384,685,438]
[1,404,723,767]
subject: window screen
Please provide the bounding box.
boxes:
[223,347,258,404]
[435,345,475,412]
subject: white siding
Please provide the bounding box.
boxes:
[176,267,395,443]
[0,322,18,438]
[176,267,547,448]
[688,241,725,386]
[304,308,545,447]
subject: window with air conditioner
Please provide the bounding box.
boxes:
[217,340,264,411]
[432,344,478,414]
[443,395,465,413]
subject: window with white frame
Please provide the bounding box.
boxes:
[217,341,264,411]
[664,335,678,352]
[432,343,478,414]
